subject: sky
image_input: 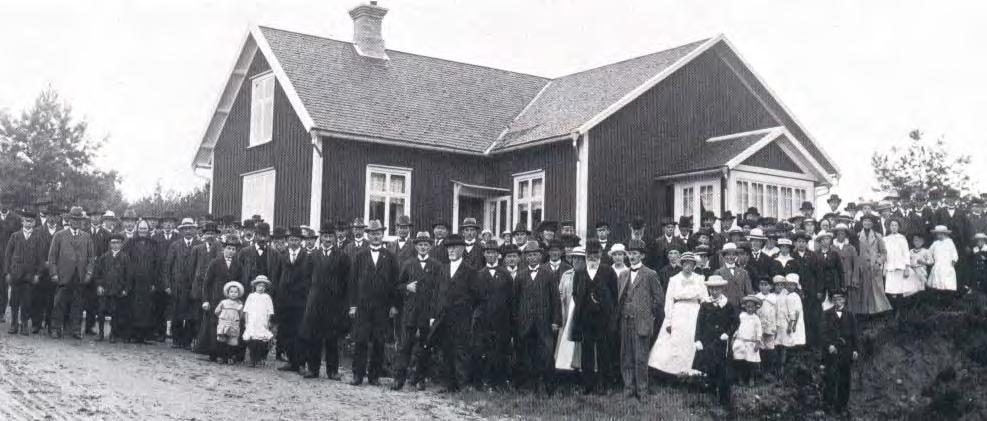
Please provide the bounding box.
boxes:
[1,0,985,203]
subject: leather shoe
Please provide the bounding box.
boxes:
[416,382,427,391]
[303,370,319,379]
[71,333,82,340]
[277,364,298,372]
[7,327,17,335]
[349,377,363,386]
[390,380,405,391]
[327,373,342,381]
[367,378,380,386]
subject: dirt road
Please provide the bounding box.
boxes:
[0,332,479,421]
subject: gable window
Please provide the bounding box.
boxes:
[513,170,545,230]
[249,72,275,147]
[365,165,411,234]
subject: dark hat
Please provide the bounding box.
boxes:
[585,238,602,254]
[351,218,367,228]
[844,202,858,211]
[594,220,610,229]
[18,208,37,219]
[287,226,304,239]
[255,222,271,237]
[560,220,575,228]
[929,190,943,201]
[395,214,412,227]
[821,212,839,221]
[159,211,178,223]
[898,188,913,201]
[536,220,558,233]
[222,236,241,247]
[108,232,126,242]
[242,219,256,230]
[512,222,530,235]
[320,219,335,234]
[251,214,264,222]
[560,234,581,248]
[481,240,501,251]
[546,239,564,251]
[365,219,385,232]
[701,211,716,222]
[68,206,87,220]
[0,192,15,205]
[334,219,349,231]
[443,233,466,248]
[626,239,647,252]
[827,194,842,204]
[800,201,815,211]
[830,288,848,298]
[697,227,715,237]
[745,207,761,217]
[792,230,812,241]
[201,213,216,224]
[271,226,287,239]
[660,216,677,227]
[219,214,237,225]
[412,231,433,245]
[461,217,481,230]
[720,211,735,221]
[860,214,880,225]
[46,214,62,224]
[431,218,450,230]
[630,216,646,230]
[500,243,521,256]
[758,216,777,227]
[692,244,711,256]
[201,222,220,235]
[788,215,805,225]
[521,240,542,253]
[678,215,694,228]
[945,188,960,200]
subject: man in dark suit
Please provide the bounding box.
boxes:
[47,206,95,339]
[386,215,415,264]
[31,214,60,333]
[150,212,179,341]
[571,240,617,394]
[190,223,222,318]
[348,220,400,386]
[4,210,47,334]
[300,222,351,379]
[163,218,201,349]
[0,193,23,325]
[428,234,479,393]
[714,243,754,309]
[513,240,561,394]
[276,226,312,372]
[616,239,664,399]
[431,219,451,264]
[545,239,572,293]
[235,222,283,296]
[344,218,369,262]
[459,217,484,269]
[391,232,440,390]
[820,289,859,416]
[593,221,614,265]
[652,217,684,270]
[471,240,514,390]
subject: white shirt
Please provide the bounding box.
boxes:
[486,263,499,277]
[587,264,599,280]
[22,229,32,240]
[629,263,643,286]
[256,244,265,256]
[289,248,300,263]
[111,250,120,258]
[465,240,475,254]
[549,260,562,272]
[506,266,518,279]
[418,254,429,269]
[370,246,381,265]
[528,265,539,280]
[449,258,463,277]
[185,239,193,248]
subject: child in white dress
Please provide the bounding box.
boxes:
[733,295,763,384]
[774,274,805,378]
[754,278,778,378]
[242,275,275,367]
[928,225,959,295]
[215,281,245,364]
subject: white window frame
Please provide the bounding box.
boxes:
[241,168,276,223]
[364,164,412,235]
[249,72,275,147]
[728,168,814,219]
[513,170,545,230]
[673,177,721,228]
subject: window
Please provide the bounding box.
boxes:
[682,187,695,216]
[514,170,545,230]
[781,187,794,218]
[242,169,276,222]
[674,179,720,226]
[766,186,779,218]
[249,72,275,147]
[732,174,812,220]
[365,165,411,234]
[735,181,750,211]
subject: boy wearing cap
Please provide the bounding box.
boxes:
[349,220,400,386]
[163,218,202,349]
[470,240,514,391]
[91,233,131,342]
[616,239,664,399]
[299,222,351,379]
[4,210,46,335]
[513,240,562,394]
[392,232,440,390]
[820,289,859,416]
[693,275,738,406]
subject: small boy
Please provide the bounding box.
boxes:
[754,278,778,379]
[693,276,737,407]
[92,233,131,343]
[820,289,859,416]
[970,233,987,293]
[733,295,763,385]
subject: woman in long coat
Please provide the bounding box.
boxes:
[850,215,892,315]
[648,252,708,375]
[194,238,242,358]
[124,221,160,343]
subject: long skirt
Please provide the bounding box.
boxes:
[648,301,700,375]
[554,296,581,371]
[849,266,892,315]
[885,269,923,296]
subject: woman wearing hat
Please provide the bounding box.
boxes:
[969,233,987,294]
[928,225,959,293]
[849,215,892,316]
[607,243,629,278]
[648,251,708,376]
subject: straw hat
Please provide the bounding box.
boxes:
[251,275,272,288]
[705,275,728,287]
[814,230,833,240]
[784,273,801,286]
[974,233,987,242]
[931,225,951,235]
[678,251,698,263]
[177,217,197,230]
[719,242,739,255]
[567,246,586,258]
[777,238,793,247]
[748,228,767,241]
[741,295,763,306]
[223,281,244,298]
[607,243,627,256]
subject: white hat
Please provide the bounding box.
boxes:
[832,223,851,232]
[223,281,244,298]
[607,243,627,256]
[777,238,793,247]
[931,225,951,234]
[705,275,728,287]
[568,246,586,257]
[748,228,767,240]
[719,242,739,254]
[814,230,833,240]
[784,273,801,286]
[974,233,987,242]
[177,217,197,230]
[678,251,697,263]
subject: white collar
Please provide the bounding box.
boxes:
[418,254,429,261]
[630,263,643,270]
[486,263,499,269]
[370,245,382,251]
[711,295,728,307]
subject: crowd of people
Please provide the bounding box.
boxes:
[2,187,987,416]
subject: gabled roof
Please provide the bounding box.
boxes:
[657,126,832,186]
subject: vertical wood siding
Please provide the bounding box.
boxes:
[587,50,777,240]
[741,141,802,173]
[492,143,577,223]
[210,53,312,227]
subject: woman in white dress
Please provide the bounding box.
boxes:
[555,247,583,371]
[884,219,918,303]
[648,252,708,375]
[928,225,959,292]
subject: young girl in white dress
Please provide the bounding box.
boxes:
[733,295,763,385]
[754,278,778,377]
[774,274,805,378]
[242,275,275,367]
[928,225,959,303]
[648,252,708,375]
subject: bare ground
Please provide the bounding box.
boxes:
[0,332,480,421]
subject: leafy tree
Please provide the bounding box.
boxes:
[0,88,125,212]
[871,129,972,197]
[128,181,210,219]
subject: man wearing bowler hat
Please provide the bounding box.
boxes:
[616,239,664,399]
[427,233,479,393]
[387,214,416,263]
[344,218,370,261]
[713,243,754,309]
[460,217,484,269]
[431,218,451,264]
[825,194,842,217]
[299,220,351,380]
[236,222,283,298]
[151,211,180,340]
[820,288,859,416]
[47,206,95,339]
[4,209,46,334]
[470,240,514,390]
[349,220,400,386]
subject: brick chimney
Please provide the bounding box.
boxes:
[348,1,389,60]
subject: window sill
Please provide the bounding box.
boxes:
[247,139,273,149]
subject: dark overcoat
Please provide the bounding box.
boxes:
[194,256,243,355]
[4,230,48,284]
[513,266,562,337]
[396,256,441,328]
[348,247,400,342]
[123,235,160,328]
[277,249,312,313]
[473,265,513,335]
[92,251,131,297]
[164,237,201,321]
[692,300,737,375]
[570,266,616,342]
[300,247,351,339]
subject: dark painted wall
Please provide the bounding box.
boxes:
[210,53,312,227]
[587,50,777,240]
[492,143,577,224]
[741,141,802,173]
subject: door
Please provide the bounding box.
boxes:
[673,179,720,228]
[485,195,511,236]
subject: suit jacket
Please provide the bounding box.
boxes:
[386,236,416,264]
[513,265,562,336]
[396,255,441,328]
[348,246,401,342]
[616,265,665,337]
[570,265,617,342]
[461,241,484,270]
[4,230,48,283]
[713,265,753,309]
[190,240,221,301]
[343,237,370,263]
[92,227,113,259]
[546,260,572,294]
[431,260,480,340]
[432,238,450,264]
[163,238,200,294]
[652,235,686,270]
[301,247,351,339]
[935,208,970,250]
[278,248,312,311]
[92,250,132,296]
[235,244,284,292]
[0,211,23,274]
[821,308,859,363]
[693,300,737,374]
[47,228,95,285]
[474,265,514,333]
[794,250,822,302]
[747,250,775,284]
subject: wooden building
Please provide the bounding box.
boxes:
[191,2,840,240]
